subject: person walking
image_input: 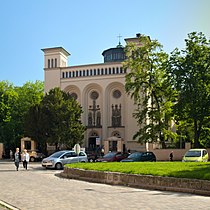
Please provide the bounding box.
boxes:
[14,148,21,171]
[22,149,30,170]
[169,151,174,161]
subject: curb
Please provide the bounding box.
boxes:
[0,200,20,210]
[60,167,210,196]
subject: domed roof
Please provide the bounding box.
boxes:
[102,42,125,63]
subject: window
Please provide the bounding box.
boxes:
[51,59,54,68]
[55,58,57,68]
[116,67,119,74]
[24,141,31,150]
[65,72,68,78]
[69,71,71,78]
[79,70,82,77]
[90,69,93,76]
[97,68,100,75]
[79,152,86,156]
[94,69,96,75]
[62,72,65,78]
[87,70,89,76]
[109,68,111,74]
[76,71,78,77]
[48,59,50,68]
[105,68,107,75]
[113,67,115,74]
[83,70,85,76]
[120,67,123,73]
[101,68,104,75]
[72,71,75,77]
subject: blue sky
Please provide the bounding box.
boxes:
[1,0,210,86]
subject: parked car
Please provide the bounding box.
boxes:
[182,149,209,162]
[121,152,156,162]
[27,150,46,162]
[86,151,99,162]
[96,152,129,162]
[42,150,88,169]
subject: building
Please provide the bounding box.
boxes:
[42,34,146,154]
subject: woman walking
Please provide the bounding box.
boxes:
[22,149,30,170]
[14,148,21,171]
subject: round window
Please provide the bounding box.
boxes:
[113,90,121,99]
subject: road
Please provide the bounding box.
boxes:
[0,160,210,210]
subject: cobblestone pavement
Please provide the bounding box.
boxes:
[0,160,210,210]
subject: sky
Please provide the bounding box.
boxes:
[0,0,210,86]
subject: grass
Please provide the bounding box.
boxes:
[66,162,210,180]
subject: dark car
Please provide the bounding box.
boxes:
[86,151,99,162]
[121,152,156,162]
[96,152,129,162]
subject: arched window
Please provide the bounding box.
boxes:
[101,68,104,75]
[112,67,115,74]
[69,71,71,78]
[97,69,100,75]
[55,58,57,68]
[62,72,65,78]
[94,69,96,75]
[72,71,75,77]
[65,72,68,78]
[76,71,78,77]
[116,67,119,74]
[87,69,89,76]
[51,59,54,68]
[109,68,111,74]
[48,59,50,68]
[90,69,93,76]
[105,68,107,75]
[120,67,123,73]
[79,70,82,77]
[83,70,85,76]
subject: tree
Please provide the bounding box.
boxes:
[168,32,210,148]
[0,80,44,154]
[25,88,86,150]
[123,35,177,147]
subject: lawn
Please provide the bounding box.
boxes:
[66,162,210,180]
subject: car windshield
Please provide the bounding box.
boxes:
[50,151,66,158]
[185,150,201,157]
[128,152,143,159]
[103,152,116,158]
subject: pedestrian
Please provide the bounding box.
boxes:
[14,148,21,171]
[22,149,30,170]
[10,150,13,159]
[169,151,173,161]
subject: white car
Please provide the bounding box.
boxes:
[42,150,88,169]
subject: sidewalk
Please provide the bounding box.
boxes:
[1,160,210,210]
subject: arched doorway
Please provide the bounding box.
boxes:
[88,131,99,151]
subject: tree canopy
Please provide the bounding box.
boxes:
[168,32,210,148]
[123,35,177,147]
[0,80,44,153]
[24,87,86,151]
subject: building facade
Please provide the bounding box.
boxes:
[42,34,145,154]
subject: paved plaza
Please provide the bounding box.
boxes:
[0,160,210,210]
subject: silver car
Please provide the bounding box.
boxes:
[42,150,88,169]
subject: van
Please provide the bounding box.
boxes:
[182,149,209,162]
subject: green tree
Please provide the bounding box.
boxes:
[168,32,210,148]
[0,80,44,153]
[123,35,177,147]
[25,88,86,150]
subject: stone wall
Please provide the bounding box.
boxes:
[61,167,210,196]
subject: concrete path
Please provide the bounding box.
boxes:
[0,160,210,210]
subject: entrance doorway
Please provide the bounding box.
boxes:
[88,137,96,149]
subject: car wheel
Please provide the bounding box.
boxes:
[55,163,63,170]
[89,158,94,162]
[30,157,35,162]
